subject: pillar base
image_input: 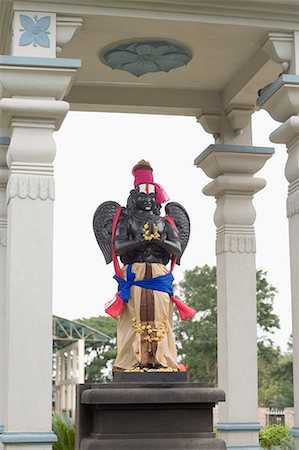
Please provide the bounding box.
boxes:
[0,432,57,444]
[227,447,261,450]
[290,427,299,437]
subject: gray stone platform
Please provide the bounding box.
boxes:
[112,370,189,383]
[76,377,226,450]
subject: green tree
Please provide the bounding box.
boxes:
[259,343,293,408]
[76,315,117,382]
[256,270,280,335]
[174,265,217,384]
[174,265,281,387]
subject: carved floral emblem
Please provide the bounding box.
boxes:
[19,15,51,48]
[100,40,192,77]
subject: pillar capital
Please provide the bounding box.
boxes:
[257,74,299,122]
[0,56,81,100]
[270,115,299,148]
[195,145,273,257]
[269,117,299,219]
[202,174,266,198]
[0,58,79,206]
[0,99,69,204]
[194,144,274,179]
[0,98,69,131]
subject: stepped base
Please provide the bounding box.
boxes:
[113,370,188,382]
[76,379,226,450]
[81,437,225,449]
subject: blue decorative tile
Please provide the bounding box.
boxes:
[100,40,192,77]
[19,15,51,48]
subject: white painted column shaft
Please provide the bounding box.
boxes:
[0,139,9,438]
[216,224,260,447]
[285,134,299,432]
[270,120,299,437]
[196,143,273,449]
[0,93,69,450]
[4,119,56,433]
[256,29,299,438]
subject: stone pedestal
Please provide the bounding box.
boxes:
[76,380,226,450]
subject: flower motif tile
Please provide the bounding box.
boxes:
[100,40,192,77]
[19,15,51,48]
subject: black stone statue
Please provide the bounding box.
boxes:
[93,160,194,372]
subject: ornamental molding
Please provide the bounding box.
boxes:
[56,16,83,53]
[196,113,221,139]
[262,32,293,72]
[7,174,55,203]
[216,234,256,255]
[287,189,299,218]
[0,99,70,131]
[100,39,192,77]
[225,105,254,135]
[288,178,299,196]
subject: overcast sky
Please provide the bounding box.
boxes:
[53,110,290,350]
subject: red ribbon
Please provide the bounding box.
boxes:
[105,207,125,317]
[104,208,196,320]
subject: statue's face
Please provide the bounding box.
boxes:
[136,191,156,212]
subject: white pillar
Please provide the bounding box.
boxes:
[55,340,85,419]
[195,144,273,449]
[0,57,79,449]
[0,136,9,439]
[256,30,299,439]
[3,104,66,447]
[270,118,299,439]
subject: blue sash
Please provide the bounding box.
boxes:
[113,264,174,303]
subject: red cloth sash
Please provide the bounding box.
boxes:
[105,208,196,320]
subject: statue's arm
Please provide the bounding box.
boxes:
[113,215,143,256]
[154,221,182,257]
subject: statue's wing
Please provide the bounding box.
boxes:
[165,202,190,265]
[93,201,121,264]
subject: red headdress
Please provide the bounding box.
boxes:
[132,160,169,204]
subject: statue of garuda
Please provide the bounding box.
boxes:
[93,160,195,372]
